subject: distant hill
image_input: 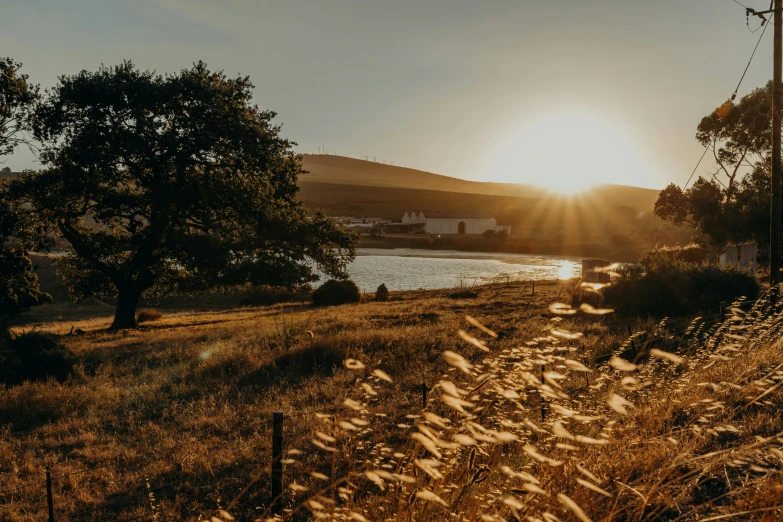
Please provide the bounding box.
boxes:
[300,155,661,214]
[300,154,547,198]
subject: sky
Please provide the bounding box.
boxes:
[0,0,777,191]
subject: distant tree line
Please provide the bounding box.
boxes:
[0,57,355,330]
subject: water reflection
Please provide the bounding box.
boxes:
[328,248,581,292]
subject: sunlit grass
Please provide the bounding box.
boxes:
[2,281,783,521]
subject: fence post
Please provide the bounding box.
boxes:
[421,383,427,409]
[720,301,727,321]
[46,468,55,522]
[524,281,536,312]
[272,411,283,518]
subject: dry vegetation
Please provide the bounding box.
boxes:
[2,281,783,521]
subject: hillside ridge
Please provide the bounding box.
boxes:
[300,154,661,208]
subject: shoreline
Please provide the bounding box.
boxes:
[357,235,638,261]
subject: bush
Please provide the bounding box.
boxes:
[136,308,163,323]
[375,283,389,302]
[602,255,759,318]
[0,332,75,385]
[312,280,361,306]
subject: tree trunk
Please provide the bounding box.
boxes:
[112,290,141,330]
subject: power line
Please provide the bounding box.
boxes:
[733,11,771,99]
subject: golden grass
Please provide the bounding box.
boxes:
[2,282,782,521]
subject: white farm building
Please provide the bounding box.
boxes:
[401,211,510,235]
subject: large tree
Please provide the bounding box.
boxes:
[0,58,48,335]
[12,61,355,329]
[655,82,775,261]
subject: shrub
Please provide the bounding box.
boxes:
[375,283,389,302]
[602,255,759,318]
[0,332,75,385]
[312,280,361,306]
[136,308,163,323]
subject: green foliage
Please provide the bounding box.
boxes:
[11,61,355,329]
[312,279,361,306]
[0,332,74,385]
[602,256,759,318]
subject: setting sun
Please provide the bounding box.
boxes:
[483,111,658,195]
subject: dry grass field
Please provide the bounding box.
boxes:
[2,281,783,521]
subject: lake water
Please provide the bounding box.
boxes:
[339,248,582,292]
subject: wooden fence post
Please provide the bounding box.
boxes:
[46,468,55,522]
[421,383,427,409]
[720,301,727,321]
[524,281,536,312]
[272,411,283,518]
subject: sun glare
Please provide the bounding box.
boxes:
[483,111,657,195]
[557,262,576,280]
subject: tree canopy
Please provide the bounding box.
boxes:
[12,61,355,329]
[0,57,48,335]
[655,82,774,260]
[0,57,39,158]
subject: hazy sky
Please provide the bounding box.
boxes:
[0,0,777,190]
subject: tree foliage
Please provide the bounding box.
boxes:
[0,194,51,332]
[696,82,771,199]
[12,61,355,329]
[0,58,48,334]
[655,82,775,260]
[0,57,39,158]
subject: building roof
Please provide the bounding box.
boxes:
[420,211,494,220]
